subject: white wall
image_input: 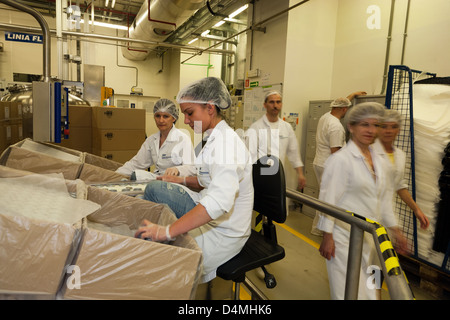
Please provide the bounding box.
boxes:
[283,0,338,190]
[330,0,450,97]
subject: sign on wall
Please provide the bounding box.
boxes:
[4,32,43,44]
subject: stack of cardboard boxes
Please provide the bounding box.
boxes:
[59,106,146,164]
[0,101,23,153]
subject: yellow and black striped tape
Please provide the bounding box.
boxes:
[255,211,263,232]
[350,212,402,276]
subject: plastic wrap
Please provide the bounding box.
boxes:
[3,146,82,180]
[0,173,100,225]
[0,167,83,296]
[61,186,203,300]
[0,139,128,183]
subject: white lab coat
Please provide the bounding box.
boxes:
[245,114,303,168]
[372,138,408,192]
[317,139,398,299]
[116,125,194,176]
[184,120,254,283]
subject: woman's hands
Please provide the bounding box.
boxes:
[135,219,175,242]
[319,232,335,260]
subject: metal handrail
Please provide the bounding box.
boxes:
[286,188,414,300]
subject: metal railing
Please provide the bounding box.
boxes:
[286,188,414,300]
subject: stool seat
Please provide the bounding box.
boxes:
[217,230,285,283]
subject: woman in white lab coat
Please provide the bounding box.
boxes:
[135,77,254,283]
[317,102,407,300]
[116,99,194,179]
[372,109,429,229]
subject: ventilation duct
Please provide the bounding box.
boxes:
[122,0,203,60]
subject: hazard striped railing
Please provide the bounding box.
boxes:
[286,188,414,300]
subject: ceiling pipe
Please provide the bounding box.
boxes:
[0,22,235,56]
[0,0,51,82]
[181,0,311,64]
[122,0,203,61]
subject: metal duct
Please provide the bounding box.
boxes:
[122,0,203,60]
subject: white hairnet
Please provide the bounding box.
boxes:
[153,98,178,120]
[346,102,385,125]
[382,109,402,124]
[176,77,232,109]
[330,97,352,108]
[264,91,282,102]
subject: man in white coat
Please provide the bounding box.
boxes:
[246,91,306,190]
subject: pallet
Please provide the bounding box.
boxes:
[399,254,450,299]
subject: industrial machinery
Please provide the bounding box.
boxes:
[1,83,90,143]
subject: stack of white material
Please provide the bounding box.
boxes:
[0,173,100,225]
[413,83,450,266]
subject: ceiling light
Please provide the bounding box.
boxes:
[201,30,210,37]
[105,0,109,7]
[80,19,128,30]
[188,38,198,44]
[213,20,225,27]
[111,0,116,8]
[229,4,248,19]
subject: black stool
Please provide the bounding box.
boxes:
[217,156,287,299]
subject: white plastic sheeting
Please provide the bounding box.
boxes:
[0,173,100,225]
[413,83,450,265]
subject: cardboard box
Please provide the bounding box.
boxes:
[0,166,202,300]
[0,101,22,121]
[91,106,145,130]
[0,167,85,296]
[91,149,138,164]
[0,121,23,154]
[68,105,92,127]
[92,128,145,151]
[61,187,203,300]
[0,139,126,183]
[58,127,92,153]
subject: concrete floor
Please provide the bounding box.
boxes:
[198,208,442,300]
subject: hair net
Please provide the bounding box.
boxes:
[264,91,282,102]
[381,109,402,124]
[153,98,178,120]
[330,97,352,108]
[176,77,232,109]
[346,102,385,125]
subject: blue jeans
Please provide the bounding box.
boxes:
[144,180,196,219]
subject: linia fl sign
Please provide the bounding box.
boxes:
[5,32,43,44]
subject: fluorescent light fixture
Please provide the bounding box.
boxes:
[229,4,248,19]
[111,0,116,8]
[201,30,210,37]
[188,38,198,44]
[213,20,225,27]
[105,0,109,7]
[80,19,128,30]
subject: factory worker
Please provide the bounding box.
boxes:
[135,77,254,283]
[372,109,430,229]
[116,98,194,179]
[311,91,366,235]
[317,102,408,300]
[245,91,306,190]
